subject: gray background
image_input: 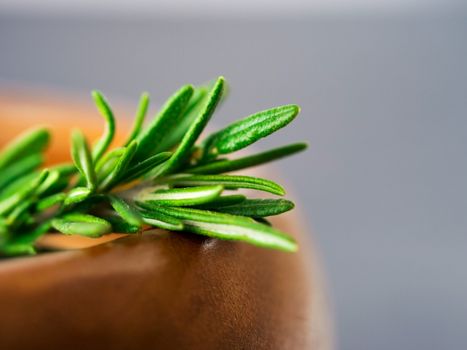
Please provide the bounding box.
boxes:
[1,10,467,349]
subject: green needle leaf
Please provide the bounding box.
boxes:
[36,170,61,196]
[64,187,92,207]
[71,130,97,191]
[37,193,66,211]
[201,104,300,159]
[104,215,140,234]
[255,217,272,226]
[152,87,208,153]
[215,199,295,217]
[163,174,285,196]
[188,142,308,174]
[195,194,247,209]
[50,163,77,177]
[99,140,137,191]
[0,173,37,201]
[146,206,297,252]
[7,221,52,247]
[156,76,225,176]
[52,213,112,238]
[40,164,77,196]
[107,195,142,228]
[6,200,33,227]
[91,90,116,161]
[137,185,224,207]
[134,85,194,162]
[0,243,36,256]
[0,153,43,190]
[0,127,50,171]
[39,177,70,198]
[0,170,49,216]
[139,209,184,231]
[120,151,172,183]
[95,147,125,183]
[124,92,150,146]
[0,218,8,237]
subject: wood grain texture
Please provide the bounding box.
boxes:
[0,89,332,349]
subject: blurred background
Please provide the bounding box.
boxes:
[1,0,466,348]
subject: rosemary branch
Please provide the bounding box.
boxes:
[0,77,307,257]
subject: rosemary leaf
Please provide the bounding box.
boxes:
[39,165,76,196]
[137,185,224,207]
[201,104,300,159]
[8,221,52,246]
[194,194,247,209]
[39,177,70,198]
[124,92,149,146]
[187,142,307,174]
[120,151,172,183]
[95,148,126,183]
[0,170,49,216]
[0,153,43,190]
[36,170,61,196]
[0,219,8,239]
[91,90,116,161]
[163,174,285,196]
[107,195,142,228]
[6,200,33,227]
[156,76,225,176]
[50,163,77,177]
[0,127,50,171]
[152,87,208,153]
[0,173,37,201]
[37,193,66,211]
[140,209,184,231]
[71,130,97,191]
[215,199,294,217]
[99,140,137,191]
[255,217,272,226]
[104,215,140,234]
[146,206,297,252]
[134,85,194,162]
[64,187,92,207]
[52,213,112,237]
[0,243,36,256]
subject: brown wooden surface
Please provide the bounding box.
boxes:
[0,90,332,349]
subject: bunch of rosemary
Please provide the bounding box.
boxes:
[0,77,307,257]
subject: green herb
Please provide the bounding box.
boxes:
[160,174,286,195]
[124,92,150,147]
[0,76,307,257]
[98,140,137,191]
[187,142,307,174]
[140,209,184,231]
[214,199,295,217]
[107,195,143,228]
[200,104,299,161]
[137,185,224,207]
[155,77,225,176]
[71,130,97,190]
[134,85,194,162]
[137,205,297,252]
[51,213,112,238]
[91,91,116,161]
[195,194,247,208]
[0,127,50,171]
[63,187,92,207]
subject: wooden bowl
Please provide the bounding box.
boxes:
[0,89,332,349]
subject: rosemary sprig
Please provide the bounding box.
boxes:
[0,76,307,257]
